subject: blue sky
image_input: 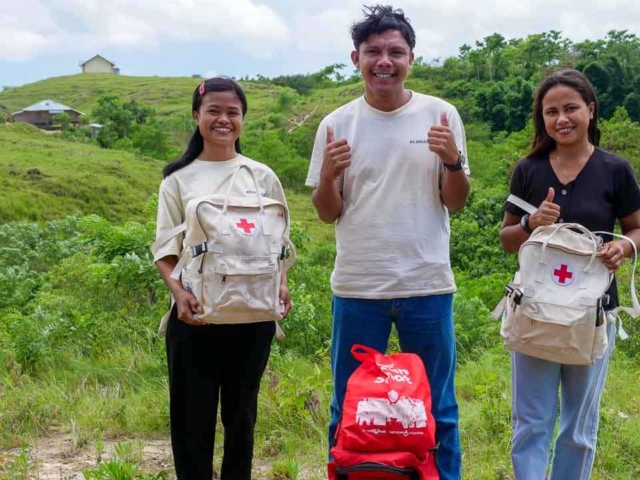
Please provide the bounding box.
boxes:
[2,0,639,88]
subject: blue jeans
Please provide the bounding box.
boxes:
[330,294,461,480]
[511,321,616,480]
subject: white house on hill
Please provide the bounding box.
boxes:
[12,100,84,129]
[80,55,119,74]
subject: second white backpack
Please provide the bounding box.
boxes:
[493,195,639,365]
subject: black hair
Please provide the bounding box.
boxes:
[528,69,600,158]
[350,4,416,51]
[163,77,248,178]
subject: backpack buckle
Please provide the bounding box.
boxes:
[191,242,208,257]
[597,294,610,312]
[513,289,523,306]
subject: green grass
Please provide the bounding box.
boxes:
[0,123,164,222]
[1,343,638,478]
[286,190,334,247]
[0,73,441,135]
[0,74,285,120]
[0,121,335,242]
[459,347,640,479]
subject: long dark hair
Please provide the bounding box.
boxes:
[528,69,600,158]
[163,77,248,178]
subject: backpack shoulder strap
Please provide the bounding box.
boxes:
[507,194,537,215]
[151,223,187,257]
[593,231,639,340]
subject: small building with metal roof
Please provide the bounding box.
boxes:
[11,100,84,129]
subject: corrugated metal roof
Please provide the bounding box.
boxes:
[12,99,84,116]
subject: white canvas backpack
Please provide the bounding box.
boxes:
[493,195,639,365]
[152,164,296,336]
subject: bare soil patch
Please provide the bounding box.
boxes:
[1,435,172,479]
[0,434,323,479]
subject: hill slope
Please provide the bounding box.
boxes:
[0,123,165,222]
[0,73,440,133]
[0,74,288,119]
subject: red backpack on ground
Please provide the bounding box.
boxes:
[328,345,440,480]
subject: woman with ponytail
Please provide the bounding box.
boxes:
[153,77,292,480]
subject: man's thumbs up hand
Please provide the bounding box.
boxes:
[321,125,352,182]
[428,111,459,167]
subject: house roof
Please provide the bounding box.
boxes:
[80,54,116,67]
[12,99,85,116]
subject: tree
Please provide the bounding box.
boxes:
[504,78,534,132]
[92,94,155,149]
[93,94,136,140]
[582,62,611,94]
[605,56,626,106]
[480,33,507,81]
[313,63,347,83]
[132,122,172,160]
[52,113,71,130]
[623,93,640,122]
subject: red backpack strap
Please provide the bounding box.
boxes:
[351,344,382,363]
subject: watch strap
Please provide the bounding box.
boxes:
[443,154,464,171]
[520,214,533,234]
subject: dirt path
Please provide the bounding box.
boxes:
[0,434,323,479]
[1,435,173,479]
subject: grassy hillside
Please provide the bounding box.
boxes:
[0,72,537,196]
[0,73,459,148]
[0,73,436,116]
[0,74,369,190]
[0,123,165,223]
[0,74,285,119]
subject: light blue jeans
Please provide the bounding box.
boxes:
[329,294,461,480]
[511,321,616,480]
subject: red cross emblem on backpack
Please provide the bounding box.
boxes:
[553,263,574,286]
[236,218,256,235]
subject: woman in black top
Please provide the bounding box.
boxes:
[499,70,640,480]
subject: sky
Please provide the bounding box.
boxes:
[1,0,640,88]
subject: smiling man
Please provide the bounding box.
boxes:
[305,5,470,479]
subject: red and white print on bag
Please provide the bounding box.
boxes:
[328,345,439,480]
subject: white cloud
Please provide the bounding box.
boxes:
[292,8,356,54]
[0,0,65,60]
[3,0,640,71]
[0,0,290,61]
[0,18,52,61]
[350,0,640,62]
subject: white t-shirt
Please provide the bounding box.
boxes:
[154,155,287,262]
[306,92,469,299]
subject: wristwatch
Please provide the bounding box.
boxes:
[520,214,533,234]
[443,153,466,172]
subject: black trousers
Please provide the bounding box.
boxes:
[166,307,275,480]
